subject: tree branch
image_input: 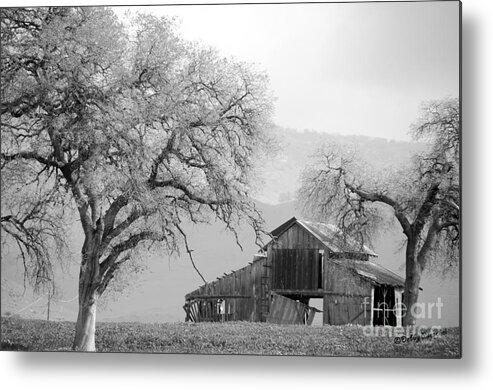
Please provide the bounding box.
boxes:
[99,231,165,276]
[175,224,207,284]
[345,182,412,237]
[96,254,130,296]
[102,195,129,240]
[150,178,222,205]
[101,209,141,251]
[412,183,440,236]
[439,198,460,213]
[1,152,65,168]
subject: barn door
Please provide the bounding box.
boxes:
[267,292,320,325]
[272,248,320,291]
[372,285,397,326]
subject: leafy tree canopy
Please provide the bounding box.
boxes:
[1,7,274,349]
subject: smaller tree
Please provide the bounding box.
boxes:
[298,97,459,326]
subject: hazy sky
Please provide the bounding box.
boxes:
[115,2,459,141]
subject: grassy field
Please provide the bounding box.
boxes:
[0,317,460,357]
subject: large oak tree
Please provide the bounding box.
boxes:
[299,97,459,326]
[1,7,273,350]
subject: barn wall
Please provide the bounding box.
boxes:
[325,259,372,296]
[271,248,322,291]
[185,221,385,326]
[185,255,270,322]
[272,223,325,250]
[268,223,329,295]
[323,258,373,326]
[324,295,372,325]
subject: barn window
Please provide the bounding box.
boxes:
[217,299,225,315]
[216,299,228,321]
[318,250,324,289]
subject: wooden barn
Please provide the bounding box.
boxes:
[184,217,405,326]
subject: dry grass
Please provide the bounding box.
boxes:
[1,317,460,357]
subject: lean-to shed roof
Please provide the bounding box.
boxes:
[331,258,405,287]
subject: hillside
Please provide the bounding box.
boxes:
[255,126,425,204]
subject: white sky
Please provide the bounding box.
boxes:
[113,1,459,141]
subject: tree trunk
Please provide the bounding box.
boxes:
[402,236,422,326]
[72,237,101,351]
[72,290,98,351]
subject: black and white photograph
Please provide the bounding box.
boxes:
[1,0,461,361]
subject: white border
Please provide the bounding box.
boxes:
[2,0,492,389]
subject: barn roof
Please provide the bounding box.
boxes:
[353,260,405,287]
[332,258,405,287]
[269,217,377,256]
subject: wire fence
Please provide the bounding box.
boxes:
[4,293,78,320]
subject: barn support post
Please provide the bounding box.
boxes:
[322,250,329,325]
[370,286,374,326]
[323,295,329,325]
[395,287,404,327]
[183,300,191,322]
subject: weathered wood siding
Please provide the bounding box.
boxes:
[325,259,372,296]
[324,295,372,325]
[323,258,372,325]
[266,292,318,325]
[268,223,327,295]
[272,248,320,290]
[271,223,325,250]
[185,255,271,322]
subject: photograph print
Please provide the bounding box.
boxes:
[1,1,460,357]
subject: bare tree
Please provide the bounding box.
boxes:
[299,97,459,326]
[1,7,273,350]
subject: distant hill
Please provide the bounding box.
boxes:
[254,126,425,204]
